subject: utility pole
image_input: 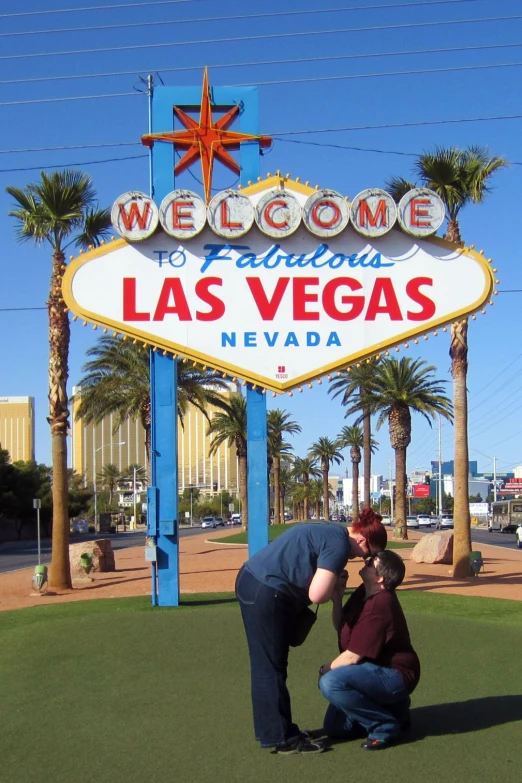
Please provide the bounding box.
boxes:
[493,456,497,502]
[133,466,137,531]
[438,416,443,516]
[389,455,394,522]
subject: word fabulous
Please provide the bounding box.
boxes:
[111,185,445,243]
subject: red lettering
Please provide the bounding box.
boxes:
[122,278,150,321]
[119,201,151,231]
[246,277,290,320]
[311,200,341,229]
[195,277,225,321]
[153,278,192,321]
[358,199,387,228]
[172,200,195,230]
[293,277,320,320]
[365,278,402,321]
[410,198,430,228]
[406,277,435,321]
[263,199,289,230]
[220,199,243,230]
[322,278,364,321]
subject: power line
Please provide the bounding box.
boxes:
[2,40,522,88]
[2,14,521,62]
[0,154,147,174]
[0,0,209,18]
[0,307,46,311]
[6,62,522,108]
[1,0,511,38]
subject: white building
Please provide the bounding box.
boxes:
[514,466,522,479]
[342,475,383,507]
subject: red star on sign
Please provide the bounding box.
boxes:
[141,68,272,203]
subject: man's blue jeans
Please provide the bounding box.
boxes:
[235,566,301,748]
[319,661,410,742]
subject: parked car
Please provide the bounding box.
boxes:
[437,514,454,530]
[214,517,225,527]
[381,515,393,526]
[406,516,419,529]
[517,524,522,549]
[201,516,217,529]
[417,515,433,528]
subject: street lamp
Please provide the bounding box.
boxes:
[93,441,125,532]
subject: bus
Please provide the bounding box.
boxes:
[489,500,522,533]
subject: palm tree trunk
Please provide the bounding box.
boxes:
[238,451,248,529]
[280,486,286,523]
[303,476,309,519]
[140,400,151,463]
[352,460,360,520]
[446,217,462,245]
[322,459,330,520]
[273,455,280,526]
[48,250,72,590]
[394,447,408,541]
[451,318,472,577]
[316,497,321,519]
[362,404,371,508]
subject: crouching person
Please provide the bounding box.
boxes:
[318,550,420,751]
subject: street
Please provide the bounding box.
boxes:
[0,525,208,574]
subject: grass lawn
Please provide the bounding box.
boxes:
[1,592,521,783]
[217,522,415,547]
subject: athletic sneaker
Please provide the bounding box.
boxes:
[272,735,325,755]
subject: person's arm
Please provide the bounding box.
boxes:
[319,649,362,677]
[308,567,338,604]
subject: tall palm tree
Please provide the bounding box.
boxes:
[75,336,229,459]
[344,357,452,539]
[98,463,121,505]
[7,170,111,590]
[278,461,294,522]
[207,393,248,527]
[329,362,377,508]
[308,437,344,521]
[386,146,507,571]
[267,409,301,524]
[292,456,321,519]
[308,479,325,520]
[337,424,378,520]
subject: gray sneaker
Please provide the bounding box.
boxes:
[272,735,325,755]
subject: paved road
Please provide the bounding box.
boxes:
[0,525,213,574]
[415,525,521,551]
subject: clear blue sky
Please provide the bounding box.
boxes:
[1,0,521,479]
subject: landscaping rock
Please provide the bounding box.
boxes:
[411,531,453,564]
[69,539,115,577]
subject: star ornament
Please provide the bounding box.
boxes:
[141,68,272,203]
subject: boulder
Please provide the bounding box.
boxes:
[410,531,453,564]
[69,538,115,577]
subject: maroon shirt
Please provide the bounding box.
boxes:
[339,585,421,694]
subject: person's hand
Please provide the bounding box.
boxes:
[317,663,331,687]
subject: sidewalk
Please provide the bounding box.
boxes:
[0,528,521,613]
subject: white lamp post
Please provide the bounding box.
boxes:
[93,441,125,531]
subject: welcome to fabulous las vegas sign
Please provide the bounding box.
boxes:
[62,174,496,394]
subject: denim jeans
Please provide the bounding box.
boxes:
[319,661,410,742]
[235,566,301,748]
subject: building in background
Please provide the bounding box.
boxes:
[70,386,239,495]
[431,460,478,477]
[0,396,35,462]
[342,475,383,507]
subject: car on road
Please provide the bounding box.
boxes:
[201,516,217,529]
[406,516,419,529]
[437,514,454,530]
[230,513,242,525]
[417,515,433,528]
[381,515,393,526]
[517,524,522,549]
[214,517,225,527]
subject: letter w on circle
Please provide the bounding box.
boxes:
[247,277,290,320]
[119,201,151,231]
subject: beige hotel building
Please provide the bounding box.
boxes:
[70,386,239,494]
[0,396,35,462]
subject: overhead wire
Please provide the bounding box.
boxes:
[0,154,148,173]
[0,0,211,18]
[2,13,522,62]
[2,40,522,88]
[1,0,513,38]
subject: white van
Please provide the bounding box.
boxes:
[230,513,242,525]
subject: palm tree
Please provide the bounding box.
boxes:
[386,146,507,572]
[344,357,452,539]
[75,336,229,459]
[207,393,248,527]
[308,437,344,521]
[267,409,301,524]
[98,463,121,505]
[292,456,321,519]
[329,362,377,508]
[278,461,294,522]
[7,170,111,590]
[337,424,378,520]
[308,479,325,520]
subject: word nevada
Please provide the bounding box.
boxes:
[111,185,446,242]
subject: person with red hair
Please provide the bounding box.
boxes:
[350,507,388,556]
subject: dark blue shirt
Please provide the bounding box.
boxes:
[245,523,351,608]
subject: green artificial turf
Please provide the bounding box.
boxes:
[216,521,415,547]
[0,592,521,783]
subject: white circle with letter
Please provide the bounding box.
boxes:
[255,190,301,238]
[397,188,445,237]
[351,189,397,237]
[303,189,349,237]
[159,190,206,239]
[111,191,159,241]
[207,190,254,238]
